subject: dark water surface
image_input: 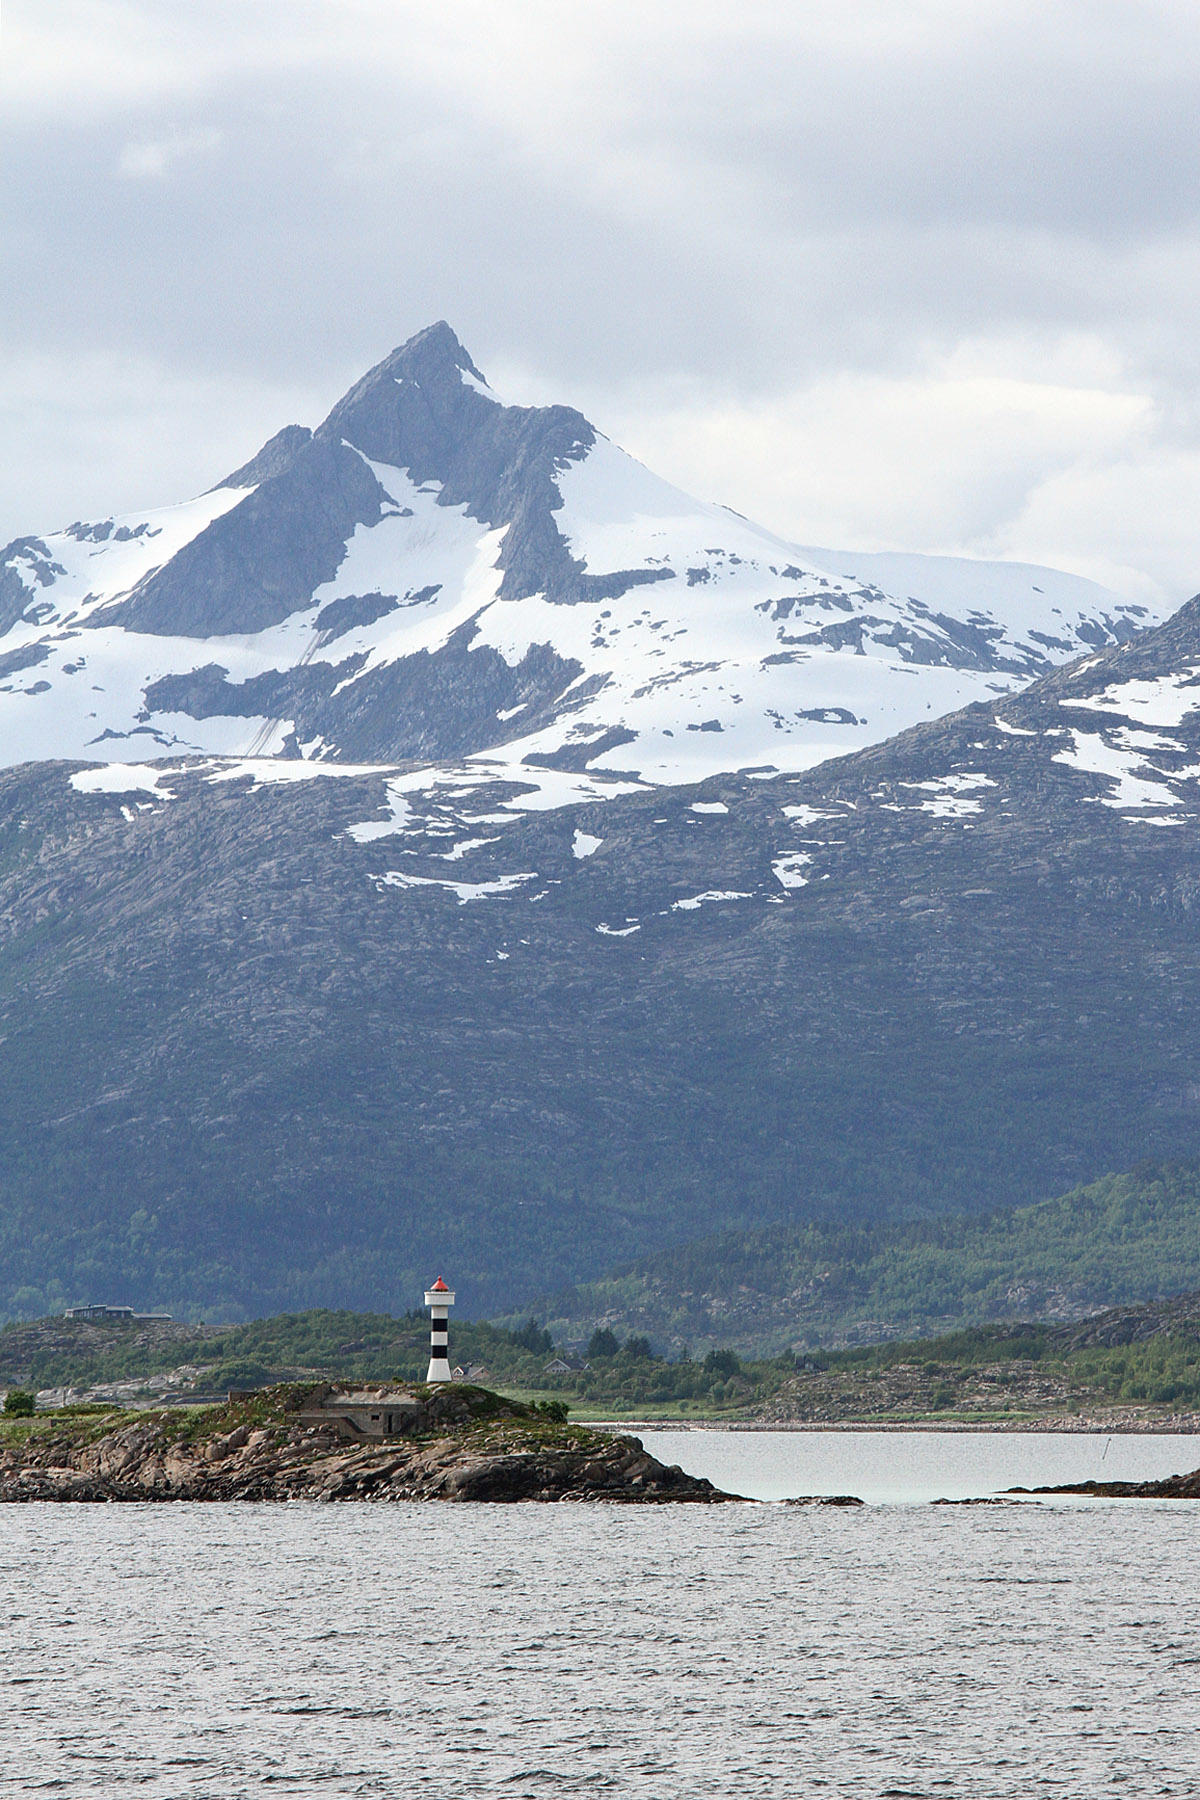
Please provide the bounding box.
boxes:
[3,1444,1200,1796]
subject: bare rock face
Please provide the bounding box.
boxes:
[0,1384,740,1504]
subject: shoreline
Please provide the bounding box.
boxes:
[582,1417,1200,1435]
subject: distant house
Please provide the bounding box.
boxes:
[543,1356,589,1375]
[451,1363,491,1383]
[64,1305,173,1323]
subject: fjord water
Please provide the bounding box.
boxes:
[639,1426,1200,1503]
[4,1456,1200,1797]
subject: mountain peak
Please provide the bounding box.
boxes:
[387,319,488,386]
[0,326,1158,770]
[317,320,496,456]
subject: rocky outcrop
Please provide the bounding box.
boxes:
[0,1384,738,1504]
[1010,1467,1200,1499]
[782,1494,864,1506]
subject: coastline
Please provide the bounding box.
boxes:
[583,1416,1200,1435]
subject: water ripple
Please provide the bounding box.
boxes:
[0,1496,1198,1794]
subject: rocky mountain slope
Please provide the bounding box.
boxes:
[5,585,1200,1321]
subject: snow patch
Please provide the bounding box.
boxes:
[993,718,1036,737]
[902,771,996,819]
[346,758,643,846]
[1052,730,1182,809]
[671,889,754,911]
[205,757,390,789]
[376,870,537,904]
[572,830,603,858]
[459,366,504,404]
[70,763,177,798]
[1069,670,1200,730]
[773,853,813,890]
[1110,725,1183,754]
[435,836,500,862]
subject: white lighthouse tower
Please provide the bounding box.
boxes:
[424,1278,455,1383]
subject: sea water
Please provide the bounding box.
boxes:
[639,1425,1200,1503]
[2,1432,1199,1797]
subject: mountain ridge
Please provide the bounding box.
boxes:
[8,586,1200,1320]
[0,322,1154,779]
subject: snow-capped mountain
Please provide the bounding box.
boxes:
[9,584,1200,1321]
[3,320,1196,1326]
[0,322,1154,784]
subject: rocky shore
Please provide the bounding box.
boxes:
[0,1384,738,1504]
[1009,1466,1200,1500]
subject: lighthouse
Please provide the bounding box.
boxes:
[424,1278,455,1382]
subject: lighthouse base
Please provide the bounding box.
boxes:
[426,1357,452,1383]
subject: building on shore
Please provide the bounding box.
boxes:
[295,1387,421,1440]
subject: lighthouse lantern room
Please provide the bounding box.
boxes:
[424,1278,455,1382]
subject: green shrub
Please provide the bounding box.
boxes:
[3,1389,34,1416]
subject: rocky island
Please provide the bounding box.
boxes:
[1009,1466,1200,1500]
[0,1382,738,1503]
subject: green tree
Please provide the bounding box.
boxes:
[3,1389,34,1417]
[510,1318,554,1356]
[586,1327,620,1359]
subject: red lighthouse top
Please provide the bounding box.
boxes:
[429,1277,450,1292]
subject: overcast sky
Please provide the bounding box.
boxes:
[4,0,1200,600]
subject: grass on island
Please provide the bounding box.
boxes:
[0,1384,607,1469]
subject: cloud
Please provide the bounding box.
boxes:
[569,332,1170,596]
[117,127,223,180]
[0,348,327,538]
[2,1,1200,600]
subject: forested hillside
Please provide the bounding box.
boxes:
[539,1163,1200,1354]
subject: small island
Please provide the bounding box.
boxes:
[0,1382,739,1504]
[1008,1467,1200,1500]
